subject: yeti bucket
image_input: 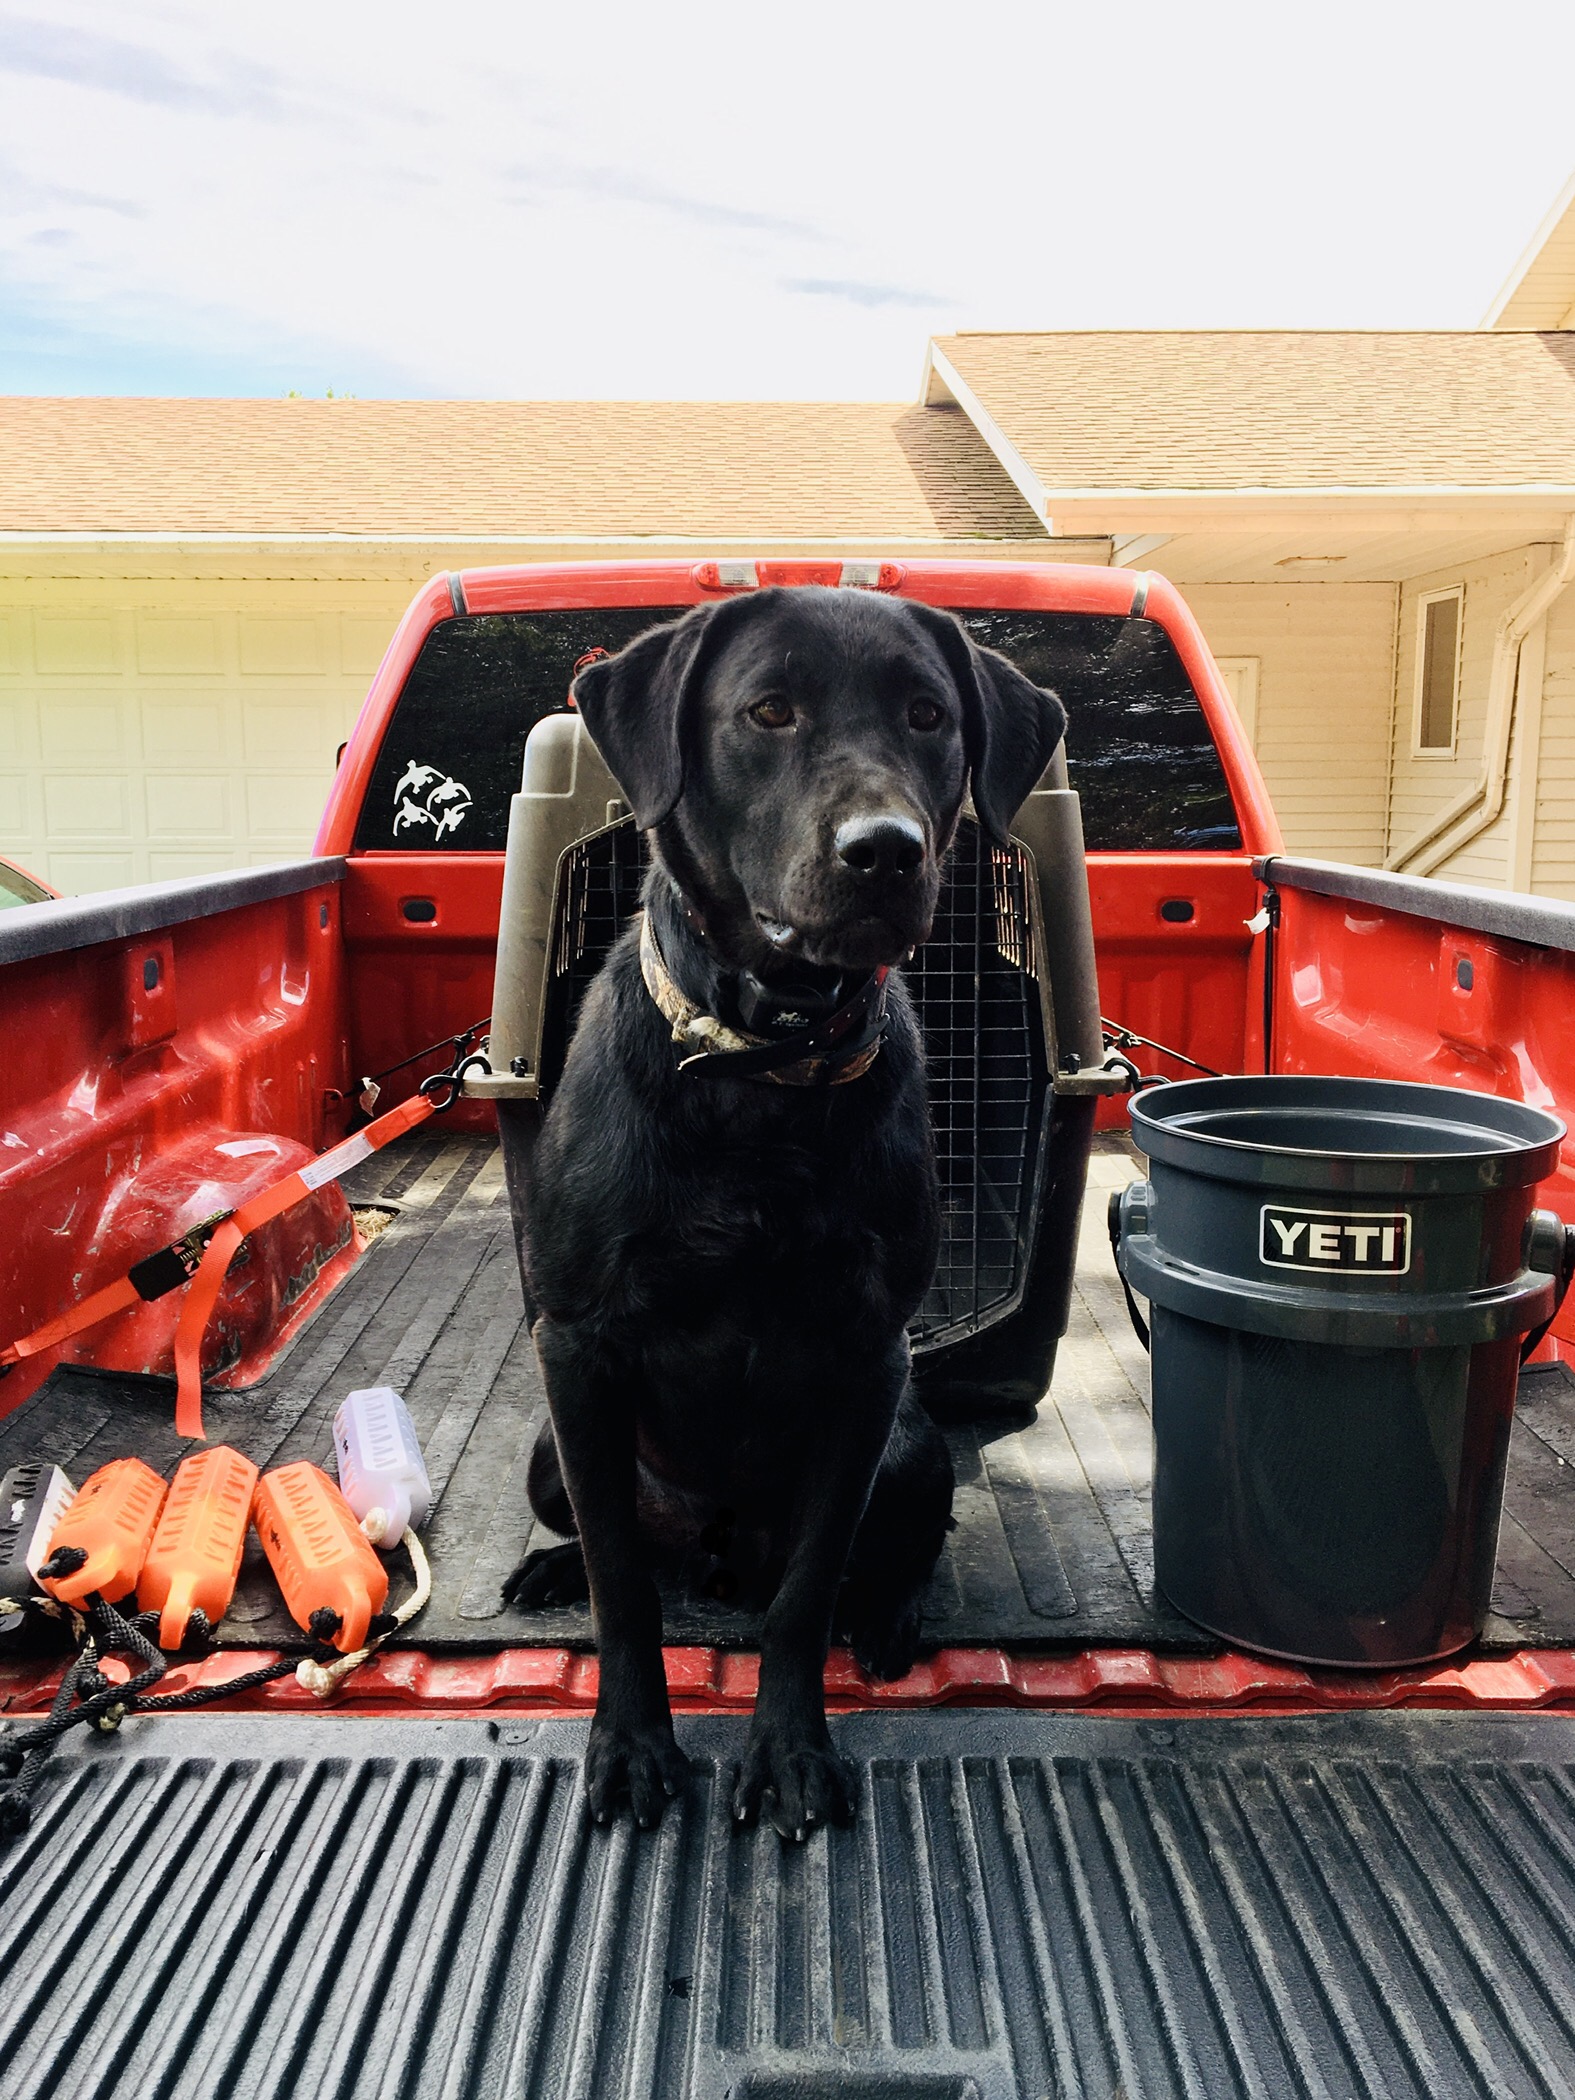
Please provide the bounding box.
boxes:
[1112,1075,1574,1667]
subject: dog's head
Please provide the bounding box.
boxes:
[571,587,1066,975]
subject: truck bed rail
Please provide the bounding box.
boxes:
[1258,853,1575,956]
[0,857,346,968]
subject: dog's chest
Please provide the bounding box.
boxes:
[634,1134,887,1313]
[630,1290,886,1511]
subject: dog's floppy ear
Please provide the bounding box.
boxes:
[570,603,724,829]
[905,603,1067,846]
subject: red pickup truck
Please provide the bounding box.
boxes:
[3,558,1575,2100]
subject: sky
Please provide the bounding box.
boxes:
[1,1,1573,401]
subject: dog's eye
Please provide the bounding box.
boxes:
[748,697,795,729]
[907,698,945,732]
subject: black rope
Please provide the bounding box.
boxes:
[0,1593,166,1838]
[360,1018,491,1091]
[0,1597,345,1842]
[0,1640,93,1842]
[1100,1016,1224,1081]
[344,1018,493,1128]
[37,1544,87,1584]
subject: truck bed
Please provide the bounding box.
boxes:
[8,1132,1575,1656]
[11,1176,1575,2100]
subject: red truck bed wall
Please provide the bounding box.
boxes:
[334,850,1268,1136]
[0,864,356,1412]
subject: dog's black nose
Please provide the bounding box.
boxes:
[835,814,926,880]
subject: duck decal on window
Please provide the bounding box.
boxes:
[392,761,473,842]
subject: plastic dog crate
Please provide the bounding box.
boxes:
[469,713,1126,1420]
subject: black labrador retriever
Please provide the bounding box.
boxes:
[502,586,1065,1838]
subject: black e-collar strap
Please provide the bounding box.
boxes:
[638,912,890,1086]
[685,968,890,1082]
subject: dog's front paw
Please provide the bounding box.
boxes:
[502,1540,588,1610]
[732,1729,856,1841]
[586,1718,692,1829]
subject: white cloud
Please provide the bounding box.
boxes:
[0,0,1572,397]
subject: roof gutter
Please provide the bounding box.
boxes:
[1386,516,1575,876]
[1480,169,1575,328]
[922,342,1055,530]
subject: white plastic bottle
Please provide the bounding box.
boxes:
[333,1387,431,1547]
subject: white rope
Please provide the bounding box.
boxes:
[295,1508,431,1697]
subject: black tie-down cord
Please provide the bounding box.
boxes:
[1101,1017,1222,1091]
[331,1017,493,1127]
[0,1548,374,1843]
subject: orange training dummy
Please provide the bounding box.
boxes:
[40,1458,168,1607]
[137,1444,260,1649]
[252,1461,388,1654]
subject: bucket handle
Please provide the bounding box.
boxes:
[1109,1194,1575,1367]
[1519,1213,1575,1366]
[1107,1186,1151,1354]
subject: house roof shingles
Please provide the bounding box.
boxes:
[13,330,1575,542]
[933,330,1575,493]
[0,397,1045,540]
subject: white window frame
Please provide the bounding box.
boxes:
[1215,657,1260,747]
[1413,585,1464,759]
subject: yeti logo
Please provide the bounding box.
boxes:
[392,761,473,842]
[1259,1206,1412,1275]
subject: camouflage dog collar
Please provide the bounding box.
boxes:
[637,913,885,1087]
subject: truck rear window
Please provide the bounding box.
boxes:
[354,605,1241,852]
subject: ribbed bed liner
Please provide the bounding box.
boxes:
[5,1134,1575,1653]
[5,1707,1575,2098]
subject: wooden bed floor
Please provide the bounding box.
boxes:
[7,1131,1575,1654]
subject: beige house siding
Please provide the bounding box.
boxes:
[0,562,423,890]
[1182,584,1397,865]
[1533,587,1575,898]
[1386,545,1547,887]
[8,339,1575,897]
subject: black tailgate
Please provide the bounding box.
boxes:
[4,1708,1575,2097]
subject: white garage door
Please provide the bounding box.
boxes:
[0,570,421,892]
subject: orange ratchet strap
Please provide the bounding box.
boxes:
[0,1212,230,1370]
[171,1091,438,1438]
[0,1091,439,1439]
